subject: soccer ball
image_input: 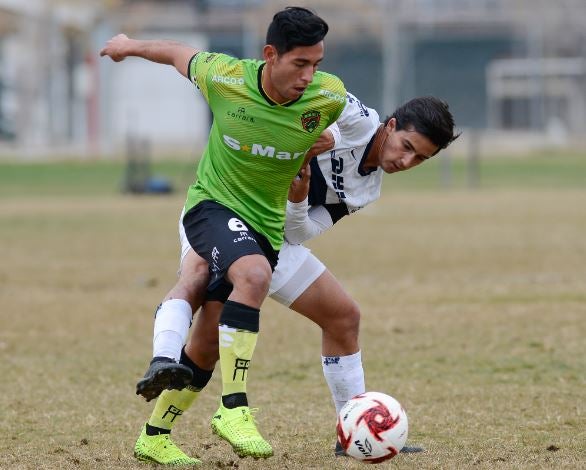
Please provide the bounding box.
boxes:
[336,391,408,463]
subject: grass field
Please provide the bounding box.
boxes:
[0,156,585,469]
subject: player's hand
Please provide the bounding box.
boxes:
[289,163,311,203]
[306,129,335,159]
[100,34,132,62]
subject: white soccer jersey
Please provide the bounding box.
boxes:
[285,92,382,244]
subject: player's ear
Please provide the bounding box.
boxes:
[263,45,277,64]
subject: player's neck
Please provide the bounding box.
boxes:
[261,67,291,105]
[364,124,388,169]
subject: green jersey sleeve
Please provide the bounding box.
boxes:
[188,52,241,103]
[317,72,346,126]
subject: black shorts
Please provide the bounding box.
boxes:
[182,200,279,295]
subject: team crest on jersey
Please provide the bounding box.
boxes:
[301,110,321,133]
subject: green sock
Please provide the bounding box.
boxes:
[219,325,258,397]
[147,387,199,430]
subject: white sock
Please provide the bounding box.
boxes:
[322,351,365,416]
[152,299,192,361]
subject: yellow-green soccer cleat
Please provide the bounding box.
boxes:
[210,405,273,458]
[134,424,201,466]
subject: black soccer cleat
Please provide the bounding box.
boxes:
[334,440,425,457]
[136,357,193,402]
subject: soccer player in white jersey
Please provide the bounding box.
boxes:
[140,93,458,462]
[273,92,458,455]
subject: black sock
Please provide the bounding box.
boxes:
[145,423,171,436]
[219,300,260,332]
[180,347,214,390]
[222,392,248,409]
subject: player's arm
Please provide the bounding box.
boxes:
[304,127,336,164]
[99,34,199,78]
[285,164,348,244]
[285,201,335,245]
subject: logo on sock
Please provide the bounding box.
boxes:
[161,405,183,422]
[323,356,341,366]
[233,358,251,381]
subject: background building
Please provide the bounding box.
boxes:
[1,0,586,158]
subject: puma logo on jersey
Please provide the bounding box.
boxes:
[223,135,305,160]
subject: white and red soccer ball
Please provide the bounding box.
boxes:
[336,391,408,463]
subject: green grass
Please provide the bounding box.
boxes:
[0,159,197,198]
[384,151,586,191]
[0,150,584,198]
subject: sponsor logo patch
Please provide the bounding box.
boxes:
[212,75,244,85]
[319,89,346,103]
[223,135,305,160]
[226,107,255,123]
[301,110,321,133]
[323,356,341,366]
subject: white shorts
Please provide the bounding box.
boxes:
[179,210,325,307]
[178,208,190,273]
[268,242,326,307]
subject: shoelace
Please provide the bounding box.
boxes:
[227,408,261,437]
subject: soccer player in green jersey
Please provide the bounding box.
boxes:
[100,6,346,465]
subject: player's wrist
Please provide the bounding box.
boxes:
[134,39,155,58]
[287,197,308,208]
[288,194,308,203]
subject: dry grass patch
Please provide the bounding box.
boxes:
[1,190,584,469]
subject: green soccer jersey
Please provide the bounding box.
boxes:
[185,52,346,250]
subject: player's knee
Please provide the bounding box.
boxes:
[347,301,361,331]
[340,300,361,335]
[329,300,360,338]
[233,262,272,291]
[180,251,209,281]
[180,264,209,286]
[193,261,209,278]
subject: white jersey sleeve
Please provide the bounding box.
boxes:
[284,199,334,244]
[284,92,383,244]
[331,92,379,150]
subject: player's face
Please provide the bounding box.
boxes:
[263,42,324,103]
[379,118,439,174]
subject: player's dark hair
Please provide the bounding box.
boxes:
[266,6,329,55]
[384,96,460,155]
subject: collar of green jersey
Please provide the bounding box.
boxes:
[258,63,303,107]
